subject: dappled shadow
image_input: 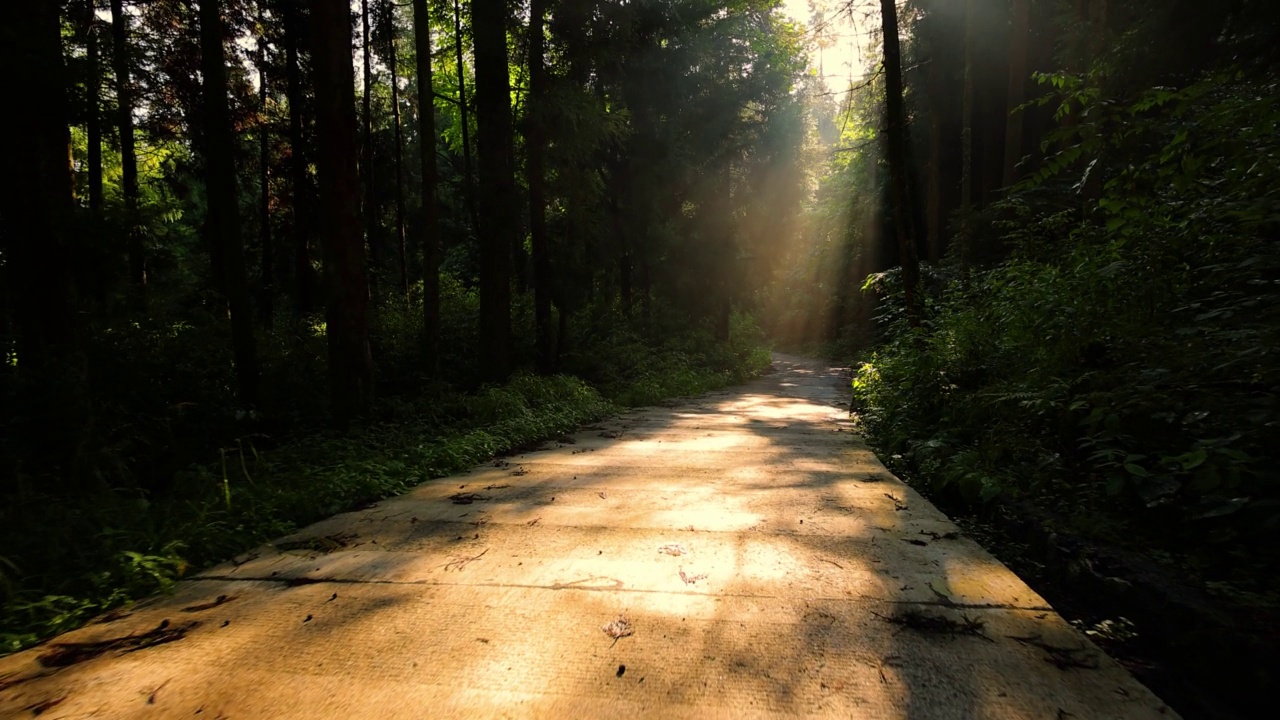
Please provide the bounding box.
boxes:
[0,354,1173,718]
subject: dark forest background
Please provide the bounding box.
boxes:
[2,1,1277,716]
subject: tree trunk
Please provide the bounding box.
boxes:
[199,0,261,409]
[714,164,732,342]
[110,0,146,298]
[258,19,274,328]
[385,0,409,298]
[960,0,975,271]
[1089,0,1108,59]
[925,37,942,264]
[453,0,481,239]
[1003,0,1031,187]
[282,0,314,314]
[715,301,731,343]
[638,258,652,320]
[87,15,104,215]
[1,0,84,491]
[361,0,380,300]
[926,110,942,264]
[555,301,569,363]
[608,154,632,317]
[78,4,109,305]
[981,85,1005,203]
[412,0,442,369]
[472,0,514,381]
[311,0,374,425]
[879,0,921,326]
[526,0,553,373]
[1,0,78,369]
[618,239,632,316]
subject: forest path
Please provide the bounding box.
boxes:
[0,355,1174,719]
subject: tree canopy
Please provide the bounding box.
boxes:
[2,2,1278,714]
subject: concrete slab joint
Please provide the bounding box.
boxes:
[0,355,1176,719]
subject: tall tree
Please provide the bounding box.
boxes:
[412,0,442,368]
[921,3,948,265]
[879,0,921,326]
[1088,0,1108,59]
[925,74,942,262]
[384,0,409,298]
[84,6,105,215]
[526,0,553,372]
[1003,0,1031,187]
[714,164,733,342]
[311,0,374,424]
[1,0,78,369]
[361,0,380,298]
[258,11,274,327]
[198,0,261,408]
[960,0,975,269]
[281,0,315,314]
[611,164,632,317]
[110,0,145,297]
[452,0,480,238]
[472,0,515,379]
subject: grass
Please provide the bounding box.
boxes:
[0,343,769,654]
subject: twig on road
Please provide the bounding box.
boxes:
[441,547,489,572]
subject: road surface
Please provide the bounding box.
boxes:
[0,355,1175,719]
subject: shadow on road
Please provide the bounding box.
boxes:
[0,355,1172,718]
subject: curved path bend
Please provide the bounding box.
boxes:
[0,355,1175,719]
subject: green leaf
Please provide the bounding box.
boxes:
[1106,475,1126,496]
[1218,448,1250,462]
[1180,447,1208,471]
[1193,497,1249,520]
[1124,463,1150,478]
[979,479,1003,503]
[1191,466,1221,492]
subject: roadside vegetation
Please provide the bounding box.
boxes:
[759,2,1279,715]
[1,296,770,653]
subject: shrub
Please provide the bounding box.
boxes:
[853,72,1280,550]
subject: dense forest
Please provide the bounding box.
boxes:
[1,0,1276,716]
[811,0,1277,715]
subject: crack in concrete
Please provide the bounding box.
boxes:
[886,599,1054,612]
[0,355,1175,719]
[189,574,1052,611]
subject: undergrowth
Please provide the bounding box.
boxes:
[0,372,614,653]
[0,289,771,654]
[851,71,1279,593]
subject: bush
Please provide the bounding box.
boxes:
[853,72,1280,553]
[0,288,772,654]
[562,306,772,406]
[0,372,615,653]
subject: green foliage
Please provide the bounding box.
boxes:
[0,287,770,654]
[1,0,793,659]
[759,63,887,354]
[853,71,1280,551]
[0,370,611,653]
[563,308,771,406]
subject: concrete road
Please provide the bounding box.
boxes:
[0,355,1175,719]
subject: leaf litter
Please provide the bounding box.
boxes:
[657,543,687,556]
[679,568,708,585]
[181,594,237,613]
[276,532,357,553]
[449,492,490,505]
[602,614,634,646]
[38,619,199,667]
[1008,634,1100,670]
[872,609,991,641]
